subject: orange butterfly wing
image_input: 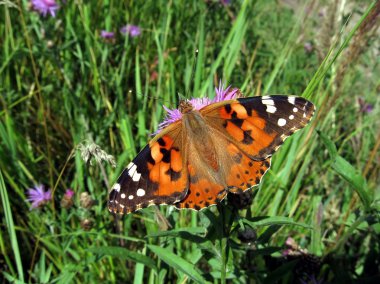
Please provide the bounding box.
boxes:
[176,96,314,210]
[108,121,189,214]
[109,95,315,213]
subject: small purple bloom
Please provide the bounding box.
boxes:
[26,184,52,209]
[120,24,141,37]
[100,30,115,39]
[358,97,373,114]
[61,189,74,209]
[31,0,59,17]
[64,189,74,198]
[285,237,296,247]
[220,0,231,6]
[157,82,240,132]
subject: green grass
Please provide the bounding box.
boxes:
[1,0,379,283]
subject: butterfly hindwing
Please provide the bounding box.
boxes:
[224,143,271,193]
[108,123,188,214]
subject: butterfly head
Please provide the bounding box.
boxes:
[179,100,194,114]
[158,83,241,132]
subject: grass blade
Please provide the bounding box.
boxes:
[0,171,24,282]
[147,244,209,283]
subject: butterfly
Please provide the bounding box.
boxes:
[108,86,315,214]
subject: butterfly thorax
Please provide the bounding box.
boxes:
[179,100,194,113]
[182,109,225,183]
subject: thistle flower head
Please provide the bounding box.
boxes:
[64,189,74,198]
[31,0,59,17]
[157,82,240,132]
[100,30,115,39]
[61,189,75,209]
[26,184,52,209]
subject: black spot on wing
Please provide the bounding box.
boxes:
[157,137,166,146]
[230,118,244,128]
[161,148,170,163]
[242,130,254,145]
[225,104,232,114]
[165,168,182,181]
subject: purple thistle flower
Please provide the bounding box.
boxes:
[120,24,141,37]
[61,189,74,209]
[26,184,52,209]
[64,189,74,198]
[100,30,115,39]
[31,0,59,17]
[157,83,240,132]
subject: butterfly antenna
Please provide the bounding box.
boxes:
[185,49,199,99]
[136,91,167,105]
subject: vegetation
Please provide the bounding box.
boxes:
[0,0,379,283]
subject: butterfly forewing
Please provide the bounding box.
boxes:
[108,122,189,214]
[202,96,315,160]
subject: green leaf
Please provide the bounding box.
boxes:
[146,227,206,238]
[88,246,157,271]
[319,131,372,210]
[147,244,209,284]
[0,171,24,282]
[257,225,282,244]
[244,216,312,229]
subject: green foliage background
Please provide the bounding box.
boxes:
[0,0,379,283]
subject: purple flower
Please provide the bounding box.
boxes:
[358,97,374,114]
[61,189,74,209]
[100,30,115,39]
[31,0,59,17]
[26,184,52,209]
[220,0,231,6]
[157,82,240,132]
[285,237,297,247]
[120,24,141,37]
[64,189,74,198]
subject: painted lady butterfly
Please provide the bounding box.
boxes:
[108,85,315,214]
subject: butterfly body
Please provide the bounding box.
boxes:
[109,93,315,214]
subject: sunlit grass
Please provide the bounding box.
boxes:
[0,0,379,283]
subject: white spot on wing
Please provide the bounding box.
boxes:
[266,105,277,113]
[278,118,287,126]
[289,114,294,120]
[262,95,271,100]
[128,164,137,177]
[288,97,296,104]
[293,107,298,112]
[137,188,146,197]
[128,195,134,200]
[121,193,126,199]
[132,171,141,182]
[127,162,134,169]
[112,183,121,192]
[262,99,274,105]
